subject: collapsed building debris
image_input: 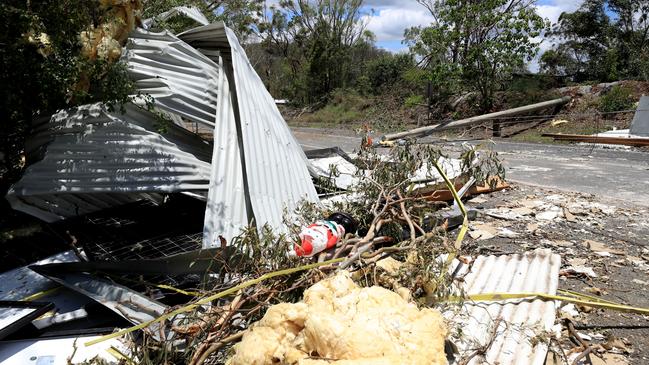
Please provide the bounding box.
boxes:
[6,21,319,245]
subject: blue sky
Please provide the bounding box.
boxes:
[362,0,585,69]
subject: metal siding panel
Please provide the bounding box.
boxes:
[630,95,649,136]
[447,249,560,365]
[225,26,318,233]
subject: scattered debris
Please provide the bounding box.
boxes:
[544,97,649,147]
[542,133,649,147]
[1,8,648,365]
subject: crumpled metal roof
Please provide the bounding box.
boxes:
[446,248,561,365]
[179,23,319,246]
[202,52,249,243]
[7,23,319,244]
[6,103,212,221]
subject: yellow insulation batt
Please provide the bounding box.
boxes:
[79,0,142,62]
[227,272,447,365]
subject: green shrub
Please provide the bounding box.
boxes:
[598,85,635,112]
[404,94,424,108]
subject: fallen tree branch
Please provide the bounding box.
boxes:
[85,258,345,347]
[193,331,244,365]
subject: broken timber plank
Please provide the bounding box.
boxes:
[542,133,649,147]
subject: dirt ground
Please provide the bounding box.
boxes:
[460,182,649,364]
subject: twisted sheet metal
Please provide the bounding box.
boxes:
[8,22,317,243]
[179,23,319,246]
[125,28,219,127]
[446,248,561,365]
[6,103,212,222]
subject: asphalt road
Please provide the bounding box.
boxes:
[292,127,649,206]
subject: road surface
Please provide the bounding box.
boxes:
[292,127,649,206]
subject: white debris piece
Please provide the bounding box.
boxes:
[446,249,561,365]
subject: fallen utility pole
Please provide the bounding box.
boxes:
[382,96,571,141]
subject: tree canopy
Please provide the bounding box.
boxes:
[0,1,136,186]
[540,0,649,82]
[405,0,546,111]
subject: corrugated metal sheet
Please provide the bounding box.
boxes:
[8,22,317,243]
[125,28,219,127]
[6,103,212,221]
[446,248,561,365]
[630,95,649,137]
[202,54,249,244]
[179,23,319,246]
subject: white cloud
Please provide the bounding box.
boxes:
[363,0,424,10]
[363,7,434,42]
[535,0,583,25]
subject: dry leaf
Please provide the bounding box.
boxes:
[563,208,577,222]
[602,336,631,353]
[583,286,607,296]
[583,240,625,255]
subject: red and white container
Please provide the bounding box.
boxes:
[290,220,345,257]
